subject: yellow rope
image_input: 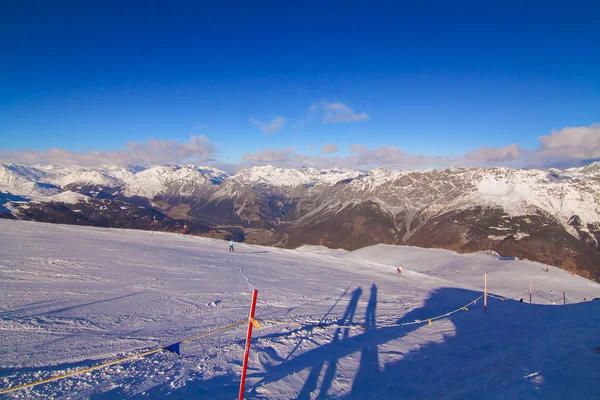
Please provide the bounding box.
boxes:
[256,318,364,330]
[0,320,247,395]
[487,294,508,301]
[0,291,502,394]
[258,294,484,331]
[179,320,247,343]
[387,295,484,327]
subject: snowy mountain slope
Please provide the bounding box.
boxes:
[42,191,91,205]
[123,165,227,199]
[3,162,599,225]
[1,164,53,182]
[176,166,364,227]
[0,164,229,203]
[278,165,600,278]
[204,166,364,217]
[313,165,600,228]
[1,161,600,279]
[471,167,600,225]
[230,165,364,188]
[0,220,599,399]
[57,168,127,189]
[3,162,598,228]
[0,165,61,199]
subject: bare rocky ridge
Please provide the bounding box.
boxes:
[1,162,599,280]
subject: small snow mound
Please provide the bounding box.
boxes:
[479,248,518,260]
[294,245,349,256]
[478,250,500,258]
[206,300,222,308]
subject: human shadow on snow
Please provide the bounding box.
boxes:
[94,286,598,399]
[254,286,596,399]
[336,286,600,399]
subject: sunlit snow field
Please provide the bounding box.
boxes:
[1,220,599,399]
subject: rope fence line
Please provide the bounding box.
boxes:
[179,320,247,344]
[534,289,570,303]
[0,281,587,395]
[488,289,579,305]
[0,294,487,394]
[257,294,485,330]
[514,290,530,300]
[487,294,508,301]
[255,318,366,330]
[0,320,247,395]
[384,295,484,327]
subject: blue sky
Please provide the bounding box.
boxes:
[1,1,599,171]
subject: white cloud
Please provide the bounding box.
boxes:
[309,102,370,124]
[0,136,217,167]
[352,146,452,169]
[321,144,339,154]
[238,144,452,171]
[250,116,287,135]
[241,146,297,162]
[466,144,524,162]
[236,123,600,170]
[124,136,216,165]
[461,124,600,168]
[4,123,598,173]
[537,124,600,159]
[349,144,369,153]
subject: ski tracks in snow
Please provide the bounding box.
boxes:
[227,257,254,290]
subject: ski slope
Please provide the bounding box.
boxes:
[1,220,599,399]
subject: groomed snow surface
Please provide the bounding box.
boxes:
[1,220,599,399]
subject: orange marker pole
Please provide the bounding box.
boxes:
[239,289,258,400]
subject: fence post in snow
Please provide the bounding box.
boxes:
[563,292,566,305]
[484,272,488,314]
[239,289,258,400]
[529,281,532,304]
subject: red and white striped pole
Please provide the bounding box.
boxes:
[239,289,258,400]
[484,272,488,314]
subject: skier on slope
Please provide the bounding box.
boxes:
[229,240,235,252]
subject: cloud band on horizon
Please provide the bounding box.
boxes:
[0,136,217,167]
[1,124,598,173]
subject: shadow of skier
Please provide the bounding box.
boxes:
[297,287,364,399]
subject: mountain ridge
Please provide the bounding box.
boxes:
[1,162,599,279]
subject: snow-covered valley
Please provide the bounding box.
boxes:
[1,220,599,399]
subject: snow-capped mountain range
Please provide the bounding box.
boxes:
[1,162,599,279]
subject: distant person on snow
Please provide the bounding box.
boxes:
[229,240,235,252]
